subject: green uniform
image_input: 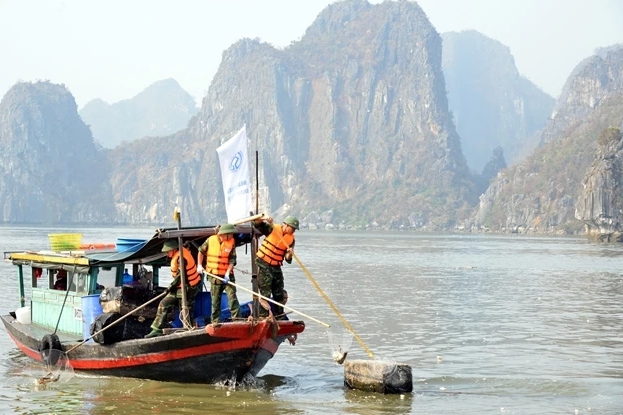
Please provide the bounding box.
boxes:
[209,275,240,323]
[199,236,241,323]
[254,221,295,318]
[151,284,200,329]
[150,247,201,333]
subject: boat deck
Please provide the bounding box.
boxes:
[4,314,83,344]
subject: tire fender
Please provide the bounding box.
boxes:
[39,334,63,366]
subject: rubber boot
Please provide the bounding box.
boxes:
[145,328,163,338]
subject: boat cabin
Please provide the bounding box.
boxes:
[4,225,254,341]
[6,250,168,337]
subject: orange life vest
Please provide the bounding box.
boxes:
[171,247,201,288]
[206,235,235,277]
[257,225,294,266]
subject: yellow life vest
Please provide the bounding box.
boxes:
[171,247,201,288]
[206,235,235,277]
[257,225,294,266]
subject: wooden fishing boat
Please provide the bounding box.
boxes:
[1,224,305,384]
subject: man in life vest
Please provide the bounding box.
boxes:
[253,215,299,318]
[197,223,241,324]
[145,240,202,338]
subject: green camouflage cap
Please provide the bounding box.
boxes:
[218,223,236,234]
[283,216,299,230]
[161,240,179,252]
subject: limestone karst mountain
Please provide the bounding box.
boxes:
[2,1,620,232]
[575,127,623,241]
[441,30,555,173]
[80,78,198,149]
[107,0,479,228]
[0,81,114,223]
[540,45,623,145]
[474,46,623,233]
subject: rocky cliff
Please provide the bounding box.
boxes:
[5,1,617,232]
[575,127,623,241]
[107,0,479,228]
[441,30,555,172]
[473,46,623,233]
[541,45,623,145]
[80,78,198,149]
[0,82,114,223]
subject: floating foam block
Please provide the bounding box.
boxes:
[344,359,413,394]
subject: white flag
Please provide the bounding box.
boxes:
[216,125,253,223]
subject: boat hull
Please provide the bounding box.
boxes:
[1,314,304,384]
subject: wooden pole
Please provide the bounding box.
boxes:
[174,207,191,329]
[252,149,260,320]
[231,213,264,225]
[292,252,375,359]
[272,228,375,358]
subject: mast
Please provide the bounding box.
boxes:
[175,207,191,329]
[251,149,260,320]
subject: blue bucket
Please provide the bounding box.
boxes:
[81,294,103,341]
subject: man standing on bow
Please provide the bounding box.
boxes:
[146,240,202,338]
[197,223,241,324]
[253,215,298,318]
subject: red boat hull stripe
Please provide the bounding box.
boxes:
[8,320,304,371]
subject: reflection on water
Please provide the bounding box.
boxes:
[1,228,623,414]
[343,388,414,415]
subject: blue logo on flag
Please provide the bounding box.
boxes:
[230,151,243,172]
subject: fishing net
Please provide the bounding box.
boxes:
[36,349,75,387]
[327,329,353,364]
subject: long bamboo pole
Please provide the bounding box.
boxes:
[254,217,374,357]
[231,213,264,225]
[292,252,375,359]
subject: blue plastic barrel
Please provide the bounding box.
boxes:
[172,292,229,328]
[218,292,229,320]
[193,291,211,318]
[81,294,103,341]
[122,269,132,285]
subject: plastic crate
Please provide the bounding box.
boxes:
[48,233,83,251]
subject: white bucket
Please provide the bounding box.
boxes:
[15,306,31,324]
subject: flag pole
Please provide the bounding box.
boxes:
[216,124,257,319]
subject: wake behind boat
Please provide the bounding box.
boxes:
[1,224,305,384]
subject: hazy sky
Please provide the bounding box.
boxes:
[1,0,621,108]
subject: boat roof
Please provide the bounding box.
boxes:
[6,224,255,269]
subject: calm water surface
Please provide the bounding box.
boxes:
[0,226,622,414]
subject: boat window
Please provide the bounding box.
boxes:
[127,265,154,289]
[52,270,68,291]
[71,273,89,295]
[48,270,89,294]
[97,267,117,288]
[47,269,54,289]
[31,267,43,288]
